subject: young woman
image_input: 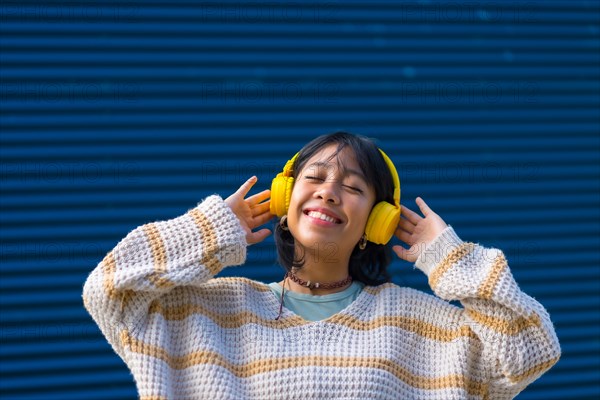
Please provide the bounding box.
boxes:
[83,132,560,399]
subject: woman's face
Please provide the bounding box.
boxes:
[287,144,376,262]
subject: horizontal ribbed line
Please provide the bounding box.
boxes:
[2,148,598,163]
[1,43,597,54]
[3,28,600,41]
[0,137,596,152]
[0,377,135,397]
[2,80,597,89]
[3,48,596,59]
[3,107,594,119]
[4,60,598,68]
[2,96,597,112]
[3,100,599,115]
[2,118,599,133]
[1,80,596,91]
[0,362,130,380]
[2,65,597,74]
[0,137,595,153]
[1,26,596,39]
[0,126,596,143]
[1,16,597,27]
[2,75,598,84]
[1,1,594,14]
[3,0,594,10]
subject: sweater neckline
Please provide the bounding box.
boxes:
[258,280,377,325]
[268,281,364,303]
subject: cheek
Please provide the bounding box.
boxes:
[286,185,305,221]
[287,186,301,212]
[355,199,376,227]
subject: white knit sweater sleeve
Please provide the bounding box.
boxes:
[82,195,246,360]
[415,226,561,399]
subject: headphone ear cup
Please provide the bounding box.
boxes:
[270,174,295,217]
[364,202,402,245]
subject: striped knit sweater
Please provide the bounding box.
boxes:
[83,195,560,400]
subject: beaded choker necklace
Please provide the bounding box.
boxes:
[286,271,352,290]
[274,271,353,320]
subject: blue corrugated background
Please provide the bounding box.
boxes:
[1,1,599,399]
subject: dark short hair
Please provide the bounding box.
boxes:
[274,131,394,286]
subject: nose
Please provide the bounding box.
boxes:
[313,180,340,204]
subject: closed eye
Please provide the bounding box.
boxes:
[343,185,363,194]
[306,176,364,194]
[305,176,324,182]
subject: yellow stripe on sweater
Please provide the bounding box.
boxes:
[188,208,223,275]
[428,242,476,289]
[101,251,117,299]
[508,356,560,384]
[466,309,541,335]
[143,223,175,289]
[478,252,507,299]
[147,299,479,343]
[120,329,489,397]
[99,249,135,311]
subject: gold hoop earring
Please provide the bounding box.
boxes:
[279,215,289,231]
[358,234,367,250]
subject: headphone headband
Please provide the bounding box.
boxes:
[377,149,400,208]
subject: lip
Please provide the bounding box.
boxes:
[303,207,344,224]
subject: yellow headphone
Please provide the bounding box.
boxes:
[270,149,401,245]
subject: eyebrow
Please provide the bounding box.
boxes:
[304,161,368,184]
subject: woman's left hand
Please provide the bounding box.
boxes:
[393,197,448,263]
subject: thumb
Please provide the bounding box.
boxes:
[247,228,272,245]
[392,245,418,263]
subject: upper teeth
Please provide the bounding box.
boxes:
[307,211,338,223]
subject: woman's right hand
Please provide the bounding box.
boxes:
[224,176,274,245]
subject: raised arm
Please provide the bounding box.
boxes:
[394,198,561,398]
[82,177,273,359]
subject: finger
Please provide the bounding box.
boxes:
[250,210,275,228]
[400,204,422,224]
[246,189,270,205]
[392,245,418,263]
[397,216,416,233]
[394,228,413,245]
[234,176,258,198]
[250,200,271,216]
[416,197,433,217]
[247,228,272,245]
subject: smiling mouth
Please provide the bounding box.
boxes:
[304,210,342,224]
